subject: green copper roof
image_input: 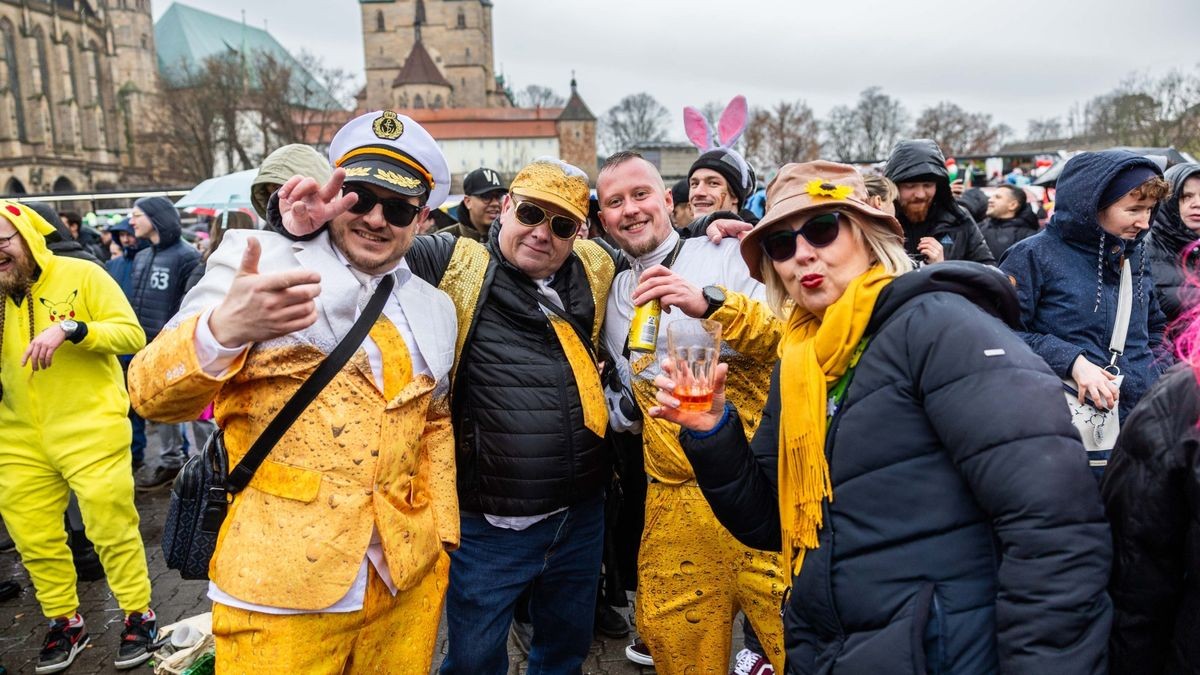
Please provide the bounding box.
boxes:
[155,3,344,111]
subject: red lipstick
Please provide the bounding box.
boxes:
[800,274,824,289]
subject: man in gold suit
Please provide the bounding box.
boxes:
[129,111,459,674]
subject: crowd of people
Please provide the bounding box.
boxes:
[0,103,1198,675]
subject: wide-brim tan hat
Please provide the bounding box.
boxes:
[740,160,903,282]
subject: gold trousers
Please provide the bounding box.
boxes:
[636,482,787,674]
[212,552,449,674]
[0,442,150,618]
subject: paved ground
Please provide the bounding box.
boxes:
[0,429,746,674]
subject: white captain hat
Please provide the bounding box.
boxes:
[327,110,451,208]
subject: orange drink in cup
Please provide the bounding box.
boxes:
[666,319,722,412]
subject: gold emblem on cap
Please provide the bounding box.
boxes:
[373,111,404,140]
[344,167,372,177]
[375,169,421,189]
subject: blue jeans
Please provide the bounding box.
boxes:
[440,496,604,675]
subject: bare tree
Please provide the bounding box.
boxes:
[601,92,669,154]
[145,49,356,184]
[515,84,565,109]
[913,101,1012,156]
[256,50,358,154]
[821,87,909,162]
[743,100,821,170]
[857,87,908,161]
[1086,68,1200,150]
[1026,117,1063,143]
[823,104,859,162]
[146,55,251,183]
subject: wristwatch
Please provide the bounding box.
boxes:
[700,285,726,319]
[59,319,85,343]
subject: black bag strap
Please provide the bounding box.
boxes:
[225,272,395,493]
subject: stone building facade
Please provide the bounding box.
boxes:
[361,0,511,111]
[0,0,159,195]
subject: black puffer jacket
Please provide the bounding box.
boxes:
[682,263,1111,674]
[1148,162,1200,323]
[130,204,200,340]
[1102,363,1200,675]
[979,207,1040,261]
[885,140,995,265]
[404,226,613,516]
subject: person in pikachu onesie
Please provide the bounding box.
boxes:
[0,201,157,674]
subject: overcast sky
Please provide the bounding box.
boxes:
[155,0,1200,141]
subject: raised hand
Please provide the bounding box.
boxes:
[648,358,729,432]
[208,237,322,347]
[632,265,706,317]
[278,168,360,237]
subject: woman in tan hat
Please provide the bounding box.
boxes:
[649,160,1112,673]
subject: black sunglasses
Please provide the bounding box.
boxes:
[514,199,579,240]
[342,183,421,228]
[760,212,842,261]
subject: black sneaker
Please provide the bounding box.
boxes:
[36,615,89,674]
[134,465,179,491]
[114,610,157,670]
[594,603,630,639]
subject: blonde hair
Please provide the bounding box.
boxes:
[758,212,912,319]
[862,174,898,204]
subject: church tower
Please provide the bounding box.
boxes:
[361,0,509,110]
[108,0,160,172]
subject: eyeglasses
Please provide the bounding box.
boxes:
[0,231,19,249]
[342,183,421,228]
[760,212,842,262]
[513,199,579,240]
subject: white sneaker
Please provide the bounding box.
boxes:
[732,647,774,675]
[625,639,654,666]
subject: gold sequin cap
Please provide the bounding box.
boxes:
[509,159,590,223]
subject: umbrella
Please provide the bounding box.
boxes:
[175,169,257,209]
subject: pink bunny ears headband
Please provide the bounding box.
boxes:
[684,96,755,203]
[684,95,748,152]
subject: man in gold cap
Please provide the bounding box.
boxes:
[277,156,616,674]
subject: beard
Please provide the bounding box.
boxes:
[329,223,411,275]
[900,199,932,223]
[0,252,35,299]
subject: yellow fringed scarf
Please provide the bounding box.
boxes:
[777,264,893,577]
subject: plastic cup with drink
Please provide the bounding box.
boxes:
[666,318,722,412]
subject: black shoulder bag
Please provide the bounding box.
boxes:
[161,274,394,580]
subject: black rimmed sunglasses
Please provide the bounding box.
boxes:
[513,199,579,240]
[342,183,422,228]
[760,212,843,261]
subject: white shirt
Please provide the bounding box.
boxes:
[195,253,432,614]
[603,231,766,398]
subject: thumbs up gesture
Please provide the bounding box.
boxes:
[208,236,322,347]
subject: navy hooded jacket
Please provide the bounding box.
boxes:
[1148,162,1200,323]
[682,263,1111,674]
[999,150,1169,419]
[129,197,200,341]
